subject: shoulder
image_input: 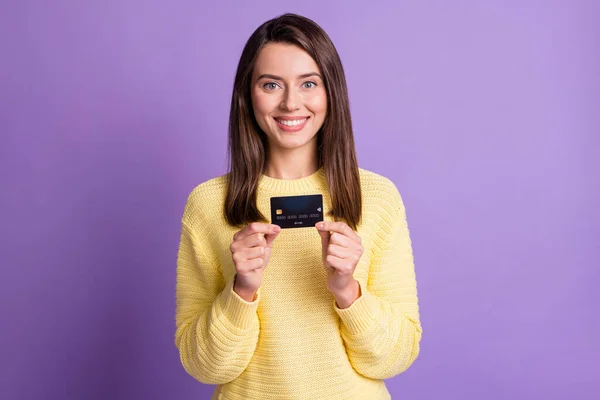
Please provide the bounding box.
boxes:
[358,167,404,209]
[181,172,229,226]
[357,167,407,229]
[187,173,229,202]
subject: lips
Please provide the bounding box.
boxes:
[274,116,310,132]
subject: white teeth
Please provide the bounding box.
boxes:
[276,118,307,126]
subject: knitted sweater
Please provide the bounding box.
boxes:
[175,167,422,400]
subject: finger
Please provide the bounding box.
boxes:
[235,222,280,241]
[325,254,346,271]
[330,243,363,264]
[316,221,360,242]
[232,246,264,266]
[231,233,263,253]
[240,246,265,260]
[241,232,267,248]
[329,232,351,248]
[327,244,349,259]
[238,257,264,273]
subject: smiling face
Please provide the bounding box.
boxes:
[250,42,328,153]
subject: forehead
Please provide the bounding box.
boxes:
[253,42,321,78]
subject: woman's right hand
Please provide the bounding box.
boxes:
[230,222,281,301]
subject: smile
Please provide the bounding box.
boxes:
[274,118,308,126]
[273,117,310,132]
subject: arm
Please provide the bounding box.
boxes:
[175,221,261,384]
[334,186,422,380]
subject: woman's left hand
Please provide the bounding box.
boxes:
[316,221,363,308]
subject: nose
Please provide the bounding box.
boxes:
[280,88,300,111]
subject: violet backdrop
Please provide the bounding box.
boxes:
[1,1,598,399]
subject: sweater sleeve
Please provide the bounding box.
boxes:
[174,220,261,385]
[334,185,422,380]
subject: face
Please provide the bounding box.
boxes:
[250,43,328,152]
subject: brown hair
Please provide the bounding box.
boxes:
[225,13,362,230]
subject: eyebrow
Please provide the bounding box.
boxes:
[256,72,323,81]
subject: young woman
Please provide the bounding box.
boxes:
[175,13,422,400]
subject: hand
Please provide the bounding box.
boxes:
[231,222,281,301]
[315,221,364,308]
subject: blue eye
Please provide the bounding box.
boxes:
[263,82,279,90]
[303,81,317,89]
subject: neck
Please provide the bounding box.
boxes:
[264,144,319,180]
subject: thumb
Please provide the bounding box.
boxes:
[316,224,330,259]
[265,224,281,247]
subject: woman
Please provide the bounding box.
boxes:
[175,13,422,400]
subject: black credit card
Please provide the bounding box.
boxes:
[270,194,324,229]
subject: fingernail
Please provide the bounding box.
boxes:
[317,222,324,229]
[273,225,280,233]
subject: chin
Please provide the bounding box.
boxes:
[273,139,309,150]
[272,133,317,149]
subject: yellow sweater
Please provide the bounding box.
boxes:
[175,167,422,400]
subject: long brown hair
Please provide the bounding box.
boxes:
[225,13,362,230]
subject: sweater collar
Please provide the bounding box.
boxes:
[258,167,327,194]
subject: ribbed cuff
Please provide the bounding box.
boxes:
[334,282,381,335]
[216,279,261,330]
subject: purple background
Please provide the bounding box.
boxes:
[1,1,598,399]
